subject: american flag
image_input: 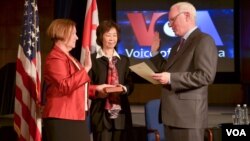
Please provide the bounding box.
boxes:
[80,0,100,64]
[14,0,42,140]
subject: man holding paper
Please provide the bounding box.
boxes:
[150,2,218,141]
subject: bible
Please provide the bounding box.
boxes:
[104,86,124,93]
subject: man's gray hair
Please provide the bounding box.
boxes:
[173,2,196,19]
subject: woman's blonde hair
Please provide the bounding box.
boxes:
[46,19,76,42]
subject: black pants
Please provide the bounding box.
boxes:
[43,118,90,141]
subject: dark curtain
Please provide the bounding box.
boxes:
[54,0,87,60]
[54,0,114,60]
[0,63,16,115]
[54,0,73,19]
[239,0,250,104]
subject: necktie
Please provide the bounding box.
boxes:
[177,38,185,51]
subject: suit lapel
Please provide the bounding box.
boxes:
[166,28,201,70]
[166,46,188,70]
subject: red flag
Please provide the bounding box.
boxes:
[81,0,100,64]
[14,0,42,140]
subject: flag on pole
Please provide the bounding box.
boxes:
[14,0,42,140]
[80,0,100,64]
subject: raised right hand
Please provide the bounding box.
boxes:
[82,47,92,72]
[151,31,161,53]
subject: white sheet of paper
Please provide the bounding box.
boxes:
[129,62,160,84]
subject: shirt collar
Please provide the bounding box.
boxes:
[96,48,121,60]
[183,26,198,40]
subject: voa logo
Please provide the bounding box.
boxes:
[125,11,223,59]
[127,11,223,47]
[226,129,246,136]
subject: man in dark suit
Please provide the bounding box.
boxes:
[150,2,218,141]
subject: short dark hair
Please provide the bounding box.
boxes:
[96,20,120,47]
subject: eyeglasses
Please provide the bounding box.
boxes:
[168,12,185,27]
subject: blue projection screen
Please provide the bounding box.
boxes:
[116,9,234,72]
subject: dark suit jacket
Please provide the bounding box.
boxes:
[150,28,218,128]
[89,53,134,131]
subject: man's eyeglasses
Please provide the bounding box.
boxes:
[168,12,185,27]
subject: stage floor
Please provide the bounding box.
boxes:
[0,105,235,128]
[0,106,240,141]
[131,105,234,128]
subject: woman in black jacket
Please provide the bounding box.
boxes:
[88,20,134,141]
